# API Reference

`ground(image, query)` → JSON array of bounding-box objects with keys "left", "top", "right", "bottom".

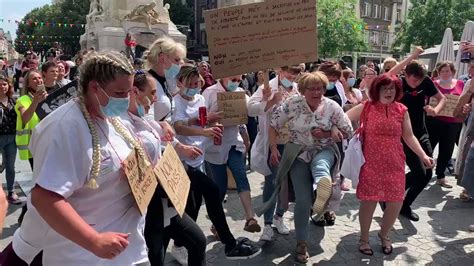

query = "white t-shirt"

[
  {"left": 201, "top": 82, "right": 247, "bottom": 165},
  {"left": 24, "top": 100, "right": 148, "bottom": 266},
  {"left": 152, "top": 78, "right": 178, "bottom": 122},
  {"left": 172, "top": 94, "right": 212, "bottom": 167}
]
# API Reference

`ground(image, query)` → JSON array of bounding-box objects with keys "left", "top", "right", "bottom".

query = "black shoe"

[
  {"left": 379, "top": 202, "right": 386, "bottom": 212},
  {"left": 400, "top": 208, "right": 419, "bottom": 221},
  {"left": 311, "top": 214, "right": 326, "bottom": 226},
  {"left": 324, "top": 212, "right": 336, "bottom": 226},
  {"left": 225, "top": 238, "right": 262, "bottom": 260}
]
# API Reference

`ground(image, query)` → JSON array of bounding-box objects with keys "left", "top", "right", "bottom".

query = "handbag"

[{"left": 340, "top": 102, "right": 370, "bottom": 188}]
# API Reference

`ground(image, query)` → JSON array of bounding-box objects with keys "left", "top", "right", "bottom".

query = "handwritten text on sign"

[
  {"left": 123, "top": 150, "right": 158, "bottom": 216},
  {"left": 429, "top": 94, "right": 459, "bottom": 118},
  {"left": 204, "top": 0, "right": 318, "bottom": 79},
  {"left": 154, "top": 144, "right": 190, "bottom": 217},
  {"left": 217, "top": 91, "right": 248, "bottom": 126}
]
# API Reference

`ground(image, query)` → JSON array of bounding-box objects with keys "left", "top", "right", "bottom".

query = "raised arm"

[{"left": 388, "top": 47, "right": 424, "bottom": 76}]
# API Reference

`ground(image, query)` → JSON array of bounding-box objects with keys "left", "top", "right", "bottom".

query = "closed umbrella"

[
  {"left": 436, "top": 28, "right": 455, "bottom": 65},
  {"left": 455, "top": 21, "right": 474, "bottom": 78}
]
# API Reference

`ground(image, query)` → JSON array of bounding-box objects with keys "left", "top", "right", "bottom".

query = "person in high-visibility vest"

[{"left": 14, "top": 70, "right": 47, "bottom": 169}]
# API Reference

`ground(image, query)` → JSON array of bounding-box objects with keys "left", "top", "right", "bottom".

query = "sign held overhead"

[{"left": 204, "top": 0, "right": 318, "bottom": 79}]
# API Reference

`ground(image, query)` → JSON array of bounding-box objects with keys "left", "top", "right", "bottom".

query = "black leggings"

[
  {"left": 426, "top": 118, "right": 462, "bottom": 179},
  {"left": 175, "top": 166, "right": 236, "bottom": 248},
  {"left": 402, "top": 134, "right": 433, "bottom": 210},
  {"left": 144, "top": 191, "right": 206, "bottom": 266}
]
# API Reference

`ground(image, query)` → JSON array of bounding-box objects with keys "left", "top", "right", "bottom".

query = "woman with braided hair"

[{"left": 3, "top": 51, "right": 151, "bottom": 266}]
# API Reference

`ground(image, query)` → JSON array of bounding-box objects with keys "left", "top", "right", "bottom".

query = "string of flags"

[
  {"left": 316, "top": 22, "right": 393, "bottom": 31},
  {"left": 0, "top": 19, "right": 85, "bottom": 28},
  {"left": 16, "top": 35, "right": 81, "bottom": 40}
]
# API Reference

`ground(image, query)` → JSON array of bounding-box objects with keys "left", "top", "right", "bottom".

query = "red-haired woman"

[
  {"left": 0, "top": 73, "right": 22, "bottom": 204},
  {"left": 347, "top": 74, "right": 434, "bottom": 256}
]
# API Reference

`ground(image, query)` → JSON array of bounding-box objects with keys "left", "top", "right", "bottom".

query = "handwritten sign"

[
  {"left": 154, "top": 144, "right": 190, "bottom": 217},
  {"left": 217, "top": 91, "right": 248, "bottom": 126},
  {"left": 429, "top": 94, "right": 460, "bottom": 118},
  {"left": 204, "top": 0, "right": 318, "bottom": 79},
  {"left": 35, "top": 80, "right": 79, "bottom": 120},
  {"left": 123, "top": 150, "right": 158, "bottom": 216}
]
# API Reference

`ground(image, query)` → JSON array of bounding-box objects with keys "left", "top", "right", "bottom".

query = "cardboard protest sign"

[
  {"left": 217, "top": 91, "right": 248, "bottom": 126},
  {"left": 429, "top": 94, "right": 459, "bottom": 118},
  {"left": 153, "top": 144, "right": 190, "bottom": 217},
  {"left": 204, "top": 0, "right": 318, "bottom": 79},
  {"left": 123, "top": 150, "right": 158, "bottom": 216},
  {"left": 36, "top": 80, "right": 79, "bottom": 120}
]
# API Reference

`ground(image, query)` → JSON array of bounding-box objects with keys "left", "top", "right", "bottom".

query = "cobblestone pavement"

[{"left": 1, "top": 156, "right": 473, "bottom": 265}]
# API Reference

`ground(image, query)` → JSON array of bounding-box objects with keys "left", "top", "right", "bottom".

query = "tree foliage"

[
  {"left": 164, "top": 0, "right": 194, "bottom": 27},
  {"left": 14, "top": 0, "right": 89, "bottom": 56},
  {"left": 394, "top": 0, "right": 474, "bottom": 53},
  {"left": 317, "top": 0, "right": 368, "bottom": 58}
]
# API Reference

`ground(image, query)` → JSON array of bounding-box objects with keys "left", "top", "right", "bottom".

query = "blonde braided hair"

[{"left": 78, "top": 51, "right": 134, "bottom": 188}]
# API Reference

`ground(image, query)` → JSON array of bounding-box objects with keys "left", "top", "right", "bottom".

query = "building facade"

[
  {"left": 350, "top": 0, "right": 409, "bottom": 69},
  {"left": 0, "top": 29, "right": 15, "bottom": 61}
]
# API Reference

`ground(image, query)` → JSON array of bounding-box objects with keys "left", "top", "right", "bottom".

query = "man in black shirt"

[{"left": 388, "top": 48, "right": 446, "bottom": 221}]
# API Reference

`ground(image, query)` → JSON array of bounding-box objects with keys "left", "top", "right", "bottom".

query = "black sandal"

[
  {"left": 378, "top": 233, "right": 393, "bottom": 255},
  {"left": 358, "top": 240, "right": 373, "bottom": 256}
]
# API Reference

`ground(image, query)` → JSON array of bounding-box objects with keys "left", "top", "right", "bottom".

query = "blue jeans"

[
  {"left": 289, "top": 159, "right": 313, "bottom": 241},
  {"left": 207, "top": 146, "right": 251, "bottom": 202},
  {"left": 263, "top": 145, "right": 286, "bottom": 224},
  {"left": 310, "top": 148, "right": 335, "bottom": 184},
  {"left": 0, "top": 135, "right": 17, "bottom": 193}
]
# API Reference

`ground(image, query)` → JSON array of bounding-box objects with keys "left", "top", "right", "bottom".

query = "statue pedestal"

[{"left": 81, "top": 4, "right": 186, "bottom": 55}]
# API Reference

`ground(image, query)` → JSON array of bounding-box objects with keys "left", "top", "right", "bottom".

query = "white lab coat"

[{"left": 247, "top": 77, "right": 297, "bottom": 176}]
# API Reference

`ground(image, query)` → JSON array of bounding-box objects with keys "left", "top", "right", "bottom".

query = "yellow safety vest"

[{"left": 15, "top": 95, "right": 40, "bottom": 160}]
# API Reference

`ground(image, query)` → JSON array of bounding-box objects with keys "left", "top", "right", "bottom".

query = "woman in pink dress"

[{"left": 347, "top": 74, "right": 434, "bottom": 256}]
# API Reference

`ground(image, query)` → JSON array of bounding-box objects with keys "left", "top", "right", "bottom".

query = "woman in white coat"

[
  {"left": 145, "top": 37, "right": 186, "bottom": 122},
  {"left": 247, "top": 65, "right": 300, "bottom": 241}
]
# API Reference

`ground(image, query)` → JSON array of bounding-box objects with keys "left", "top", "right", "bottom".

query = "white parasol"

[
  {"left": 455, "top": 21, "right": 474, "bottom": 78},
  {"left": 436, "top": 28, "right": 455, "bottom": 65}
]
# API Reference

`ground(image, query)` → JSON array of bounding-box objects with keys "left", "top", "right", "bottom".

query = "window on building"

[
  {"left": 364, "top": 30, "right": 370, "bottom": 43},
  {"left": 201, "top": 31, "right": 207, "bottom": 46},
  {"left": 373, "top": 4, "right": 379, "bottom": 18},
  {"left": 396, "top": 9, "right": 401, "bottom": 23},
  {"left": 370, "top": 31, "right": 380, "bottom": 45},
  {"left": 383, "top": 7, "right": 390, "bottom": 20},
  {"left": 381, "top": 32, "right": 389, "bottom": 46},
  {"left": 363, "top": 2, "right": 371, "bottom": 17}
]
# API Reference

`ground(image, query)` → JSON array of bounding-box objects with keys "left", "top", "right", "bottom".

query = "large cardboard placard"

[
  {"left": 429, "top": 94, "right": 459, "bottom": 118},
  {"left": 123, "top": 150, "right": 158, "bottom": 216},
  {"left": 36, "top": 80, "right": 79, "bottom": 120},
  {"left": 217, "top": 91, "right": 248, "bottom": 126},
  {"left": 153, "top": 144, "right": 190, "bottom": 217},
  {"left": 204, "top": 0, "right": 318, "bottom": 79}
]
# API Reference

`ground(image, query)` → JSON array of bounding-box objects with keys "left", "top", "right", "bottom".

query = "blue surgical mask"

[
  {"left": 439, "top": 78, "right": 451, "bottom": 84},
  {"left": 327, "top": 82, "right": 336, "bottom": 90},
  {"left": 97, "top": 89, "right": 130, "bottom": 117},
  {"left": 164, "top": 63, "right": 181, "bottom": 79},
  {"left": 226, "top": 80, "right": 239, "bottom": 91},
  {"left": 348, "top": 78, "right": 356, "bottom": 88},
  {"left": 184, "top": 87, "right": 200, "bottom": 97},
  {"left": 281, "top": 77, "right": 293, "bottom": 88},
  {"left": 137, "top": 104, "right": 146, "bottom": 117}
]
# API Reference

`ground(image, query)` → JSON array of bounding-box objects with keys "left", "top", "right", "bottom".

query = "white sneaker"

[
  {"left": 260, "top": 225, "right": 274, "bottom": 241},
  {"left": 171, "top": 245, "right": 188, "bottom": 265},
  {"left": 273, "top": 217, "right": 290, "bottom": 235}
]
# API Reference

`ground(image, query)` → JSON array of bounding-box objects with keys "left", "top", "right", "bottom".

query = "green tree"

[
  {"left": 394, "top": 0, "right": 474, "bottom": 53},
  {"left": 15, "top": 0, "right": 89, "bottom": 56},
  {"left": 164, "top": 0, "right": 194, "bottom": 27},
  {"left": 317, "top": 0, "right": 368, "bottom": 58}
]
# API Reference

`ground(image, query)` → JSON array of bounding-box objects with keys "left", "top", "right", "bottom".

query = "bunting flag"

[{"left": 0, "top": 18, "right": 86, "bottom": 28}]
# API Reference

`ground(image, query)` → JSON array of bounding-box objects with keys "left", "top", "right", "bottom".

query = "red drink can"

[
  {"left": 214, "top": 124, "right": 223, "bottom": 145},
  {"left": 199, "top": 106, "right": 207, "bottom": 128}
]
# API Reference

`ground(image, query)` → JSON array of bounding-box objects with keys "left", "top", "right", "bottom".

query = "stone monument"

[{"left": 80, "top": 0, "right": 186, "bottom": 56}]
